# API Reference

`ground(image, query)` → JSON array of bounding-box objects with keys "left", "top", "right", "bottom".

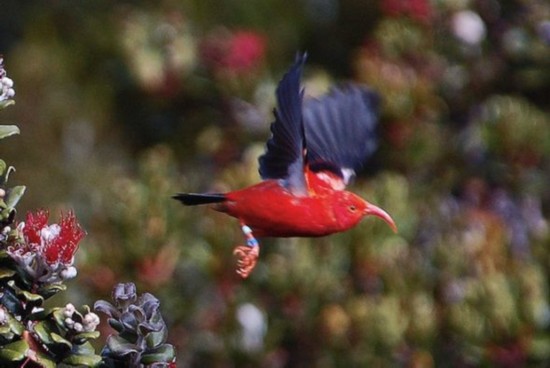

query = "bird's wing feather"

[
  {"left": 258, "top": 54, "right": 308, "bottom": 196},
  {"left": 303, "top": 85, "right": 379, "bottom": 187}
]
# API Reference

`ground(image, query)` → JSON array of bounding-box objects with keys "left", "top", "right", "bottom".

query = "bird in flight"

[{"left": 174, "top": 54, "right": 396, "bottom": 278}]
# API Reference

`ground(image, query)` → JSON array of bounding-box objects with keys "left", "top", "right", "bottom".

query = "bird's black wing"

[
  {"left": 258, "top": 54, "right": 308, "bottom": 196},
  {"left": 303, "top": 85, "right": 380, "bottom": 185}
]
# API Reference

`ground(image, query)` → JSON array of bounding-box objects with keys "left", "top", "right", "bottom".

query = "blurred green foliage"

[{"left": 1, "top": 0, "right": 550, "bottom": 366}]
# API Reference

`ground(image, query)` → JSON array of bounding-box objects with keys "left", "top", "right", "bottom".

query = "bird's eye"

[{"left": 349, "top": 205, "right": 357, "bottom": 212}]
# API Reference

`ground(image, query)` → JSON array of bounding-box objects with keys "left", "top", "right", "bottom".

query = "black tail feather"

[{"left": 172, "top": 193, "right": 226, "bottom": 206}]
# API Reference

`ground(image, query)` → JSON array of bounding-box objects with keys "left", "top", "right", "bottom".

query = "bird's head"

[{"left": 332, "top": 191, "right": 397, "bottom": 233}]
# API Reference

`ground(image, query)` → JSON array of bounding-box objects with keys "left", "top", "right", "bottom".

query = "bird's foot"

[
  {"left": 233, "top": 224, "right": 260, "bottom": 278},
  {"left": 233, "top": 245, "right": 259, "bottom": 278}
]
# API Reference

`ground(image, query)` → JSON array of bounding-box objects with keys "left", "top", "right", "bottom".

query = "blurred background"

[{"left": 1, "top": 0, "right": 550, "bottom": 366}]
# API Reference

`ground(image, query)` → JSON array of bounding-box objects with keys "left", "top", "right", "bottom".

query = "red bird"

[{"left": 174, "top": 54, "right": 396, "bottom": 277}]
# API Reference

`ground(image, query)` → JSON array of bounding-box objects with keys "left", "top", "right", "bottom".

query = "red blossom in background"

[
  {"left": 136, "top": 244, "right": 180, "bottom": 288},
  {"left": 223, "top": 31, "right": 266, "bottom": 72},
  {"left": 380, "top": 0, "right": 433, "bottom": 23},
  {"left": 200, "top": 29, "right": 266, "bottom": 75}
]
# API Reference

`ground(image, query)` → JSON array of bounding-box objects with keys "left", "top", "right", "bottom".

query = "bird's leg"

[{"left": 233, "top": 223, "right": 260, "bottom": 278}]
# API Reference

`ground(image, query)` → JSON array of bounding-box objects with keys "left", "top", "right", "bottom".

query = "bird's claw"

[
  {"left": 234, "top": 223, "right": 260, "bottom": 278},
  {"left": 233, "top": 245, "right": 259, "bottom": 278}
]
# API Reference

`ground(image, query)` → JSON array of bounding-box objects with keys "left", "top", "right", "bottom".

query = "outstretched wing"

[
  {"left": 258, "top": 54, "right": 308, "bottom": 196},
  {"left": 303, "top": 85, "right": 379, "bottom": 186}
]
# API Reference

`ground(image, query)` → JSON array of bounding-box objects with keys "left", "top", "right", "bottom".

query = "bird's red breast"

[
  {"left": 217, "top": 170, "right": 372, "bottom": 237},
  {"left": 219, "top": 184, "right": 336, "bottom": 237}
]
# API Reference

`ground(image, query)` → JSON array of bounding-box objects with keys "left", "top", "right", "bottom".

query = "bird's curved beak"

[{"left": 364, "top": 203, "right": 397, "bottom": 233}]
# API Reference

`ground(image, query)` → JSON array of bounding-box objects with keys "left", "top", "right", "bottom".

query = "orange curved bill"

[{"left": 365, "top": 203, "right": 398, "bottom": 233}]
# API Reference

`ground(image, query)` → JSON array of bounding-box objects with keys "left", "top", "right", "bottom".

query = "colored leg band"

[{"left": 241, "top": 224, "right": 258, "bottom": 248}]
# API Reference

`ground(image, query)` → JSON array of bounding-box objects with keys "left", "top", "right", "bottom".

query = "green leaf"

[
  {"left": 32, "top": 353, "right": 57, "bottom": 368},
  {"left": 38, "top": 283, "right": 67, "bottom": 299},
  {"left": 19, "top": 290, "right": 44, "bottom": 306},
  {"left": 61, "top": 343, "right": 102, "bottom": 367},
  {"left": 0, "top": 125, "right": 19, "bottom": 140},
  {"left": 51, "top": 332, "right": 72, "bottom": 349},
  {"left": 73, "top": 330, "right": 101, "bottom": 345},
  {"left": 0, "top": 339, "right": 29, "bottom": 362},
  {"left": 28, "top": 307, "right": 52, "bottom": 321},
  {"left": 144, "top": 310, "right": 167, "bottom": 348},
  {"left": 52, "top": 308, "right": 66, "bottom": 327},
  {"left": 60, "top": 353, "right": 102, "bottom": 367},
  {"left": 107, "top": 319, "right": 124, "bottom": 333},
  {"left": 0, "top": 268, "right": 16, "bottom": 279},
  {"left": 72, "top": 341, "right": 97, "bottom": 356},
  {"left": 4, "top": 186, "right": 26, "bottom": 210},
  {"left": 145, "top": 329, "right": 168, "bottom": 349},
  {"left": 0, "top": 160, "right": 5, "bottom": 179},
  {"left": 0, "top": 323, "right": 11, "bottom": 335},
  {"left": 140, "top": 344, "right": 176, "bottom": 364},
  {"left": 0, "top": 325, "right": 15, "bottom": 343},
  {"left": 106, "top": 335, "right": 138, "bottom": 356},
  {"left": 32, "top": 321, "right": 55, "bottom": 345},
  {"left": 0, "top": 100, "right": 15, "bottom": 110},
  {"left": 0, "top": 208, "right": 14, "bottom": 223},
  {"left": 7, "top": 313, "right": 24, "bottom": 336}
]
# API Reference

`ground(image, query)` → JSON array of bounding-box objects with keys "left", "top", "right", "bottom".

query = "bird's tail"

[{"left": 172, "top": 193, "right": 227, "bottom": 206}]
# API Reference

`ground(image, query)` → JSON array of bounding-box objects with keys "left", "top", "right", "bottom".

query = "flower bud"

[{"left": 0, "top": 307, "right": 7, "bottom": 325}]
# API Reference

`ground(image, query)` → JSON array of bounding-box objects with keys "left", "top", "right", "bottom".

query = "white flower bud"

[
  {"left": 65, "top": 317, "right": 75, "bottom": 327},
  {"left": 83, "top": 312, "right": 100, "bottom": 332},
  {"left": 1, "top": 77, "right": 13, "bottom": 88},
  {"left": 2, "top": 77, "right": 13, "bottom": 88},
  {"left": 64, "top": 303, "right": 76, "bottom": 317},
  {"left": 0, "top": 308, "right": 7, "bottom": 325},
  {"left": 0, "top": 75, "right": 15, "bottom": 101},
  {"left": 83, "top": 312, "right": 98, "bottom": 324},
  {"left": 73, "top": 322, "right": 83, "bottom": 332},
  {"left": 61, "top": 266, "right": 78, "bottom": 280}
]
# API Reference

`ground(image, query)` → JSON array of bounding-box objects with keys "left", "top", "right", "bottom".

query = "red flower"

[
  {"left": 43, "top": 211, "right": 85, "bottom": 265},
  {"left": 23, "top": 209, "right": 49, "bottom": 245},
  {"left": 8, "top": 210, "right": 85, "bottom": 283},
  {"left": 22, "top": 210, "right": 85, "bottom": 266}
]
